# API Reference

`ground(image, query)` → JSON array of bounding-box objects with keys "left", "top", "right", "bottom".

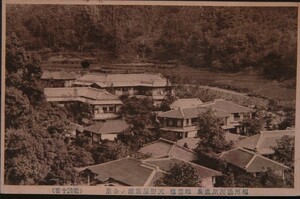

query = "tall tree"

[
  {"left": 5, "top": 87, "right": 31, "bottom": 129},
  {"left": 154, "top": 163, "right": 200, "bottom": 187},
  {"left": 196, "top": 108, "right": 232, "bottom": 154}
]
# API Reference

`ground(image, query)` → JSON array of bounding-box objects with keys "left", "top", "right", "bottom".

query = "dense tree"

[
  {"left": 6, "top": 5, "right": 297, "bottom": 80},
  {"left": 118, "top": 97, "right": 160, "bottom": 149},
  {"left": 90, "top": 141, "right": 131, "bottom": 164},
  {"left": 81, "top": 59, "right": 91, "bottom": 69},
  {"left": 196, "top": 108, "right": 232, "bottom": 153},
  {"left": 5, "top": 35, "right": 79, "bottom": 185},
  {"left": 242, "top": 117, "right": 264, "bottom": 136},
  {"left": 64, "top": 101, "right": 93, "bottom": 125},
  {"left": 5, "top": 33, "right": 27, "bottom": 74},
  {"left": 5, "top": 87, "right": 31, "bottom": 129},
  {"left": 278, "top": 110, "right": 295, "bottom": 130},
  {"left": 272, "top": 135, "right": 294, "bottom": 168},
  {"left": 154, "top": 163, "right": 200, "bottom": 187}
]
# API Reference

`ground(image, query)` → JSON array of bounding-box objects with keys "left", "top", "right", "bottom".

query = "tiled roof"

[
  {"left": 85, "top": 157, "right": 154, "bottom": 186},
  {"left": 158, "top": 99, "right": 251, "bottom": 119},
  {"left": 157, "top": 109, "right": 184, "bottom": 119},
  {"left": 224, "top": 132, "right": 247, "bottom": 143},
  {"left": 138, "top": 138, "right": 197, "bottom": 161},
  {"left": 83, "top": 119, "right": 130, "bottom": 134},
  {"left": 176, "top": 137, "right": 200, "bottom": 150},
  {"left": 138, "top": 138, "right": 175, "bottom": 158},
  {"left": 41, "top": 71, "right": 79, "bottom": 80},
  {"left": 44, "top": 87, "right": 122, "bottom": 105},
  {"left": 220, "top": 148, "right": 254, "bottom": 169},
  {"left": 201, "top": 99, "right": 252, "bottom": 114},
  {"left": 170, "top": 98, "right": 203, "bottom": 109},
  {"left": 75, "top": 73, "right": 107, "bottom": 84},
  {"left": 144, "top": 157, "right": 221, "bottom": 178},
  {"left": 157, "top": 107, "right": 207, "bottom": 119},
  {"left": 82, "top": 156, "right": 220, "bottom": 186},
  {"left": 157, "top": 106, "right": 229, "bottom": 119},
  {"left": 219, "top": 148, "right": 289, "bottom": 173},
  {"left": 234, "top": 129, "right": 295, "bottom": 155},
  {"left": 74, "top": 73, "right": 168, "bottom": 88}
]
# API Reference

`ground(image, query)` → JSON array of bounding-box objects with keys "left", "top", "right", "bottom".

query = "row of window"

[{"left": 94, "top": 106, "right": 115, "bottom": 114}]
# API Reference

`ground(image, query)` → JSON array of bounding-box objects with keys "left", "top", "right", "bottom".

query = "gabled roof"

[
  {"left": 234, "top": 129, "right": 295, "bottom": 155},
  {"left": 74, "top": 73, "right": 168, "bottom": 88},
  {"left": 144, "top": 157, "right": 221, "bottom": 178},
  {"left": 138, "top": 138, "right": 197, "bottom": 161},
  {"left": 157, "top": 107, "right": 207, "bottom": 119},
  {"left": 170, "top": 98, "right": 203, "bottom": 109},
  {"left": 44, "top": 87, "right": 123, "bottom": 105},
  {"left": 201, "top": 99, "right": 252, "bottom": 114},
  {"left": 83, "top": 120, "right": 130, "bottom": 135},
  {"left": 219, "top": 148, "right": 289, "bottom": 173},
  {"left": 41, "top": 70, "right": 79, "bottom": 80},
  {"left": 157, "top": 99, "right": 251, "bottom": 119},
  {"left": 84, "top": 157, "right": 155, "bottom": 186},
  {"left": 176, "top": 137, "right": 200, "bottom": 150},
  {"left": 157, "top": 106, "right": 229, "bottom": 119},
  {"left": 81, "top": 156, "right": 221, "bottom": 187}
]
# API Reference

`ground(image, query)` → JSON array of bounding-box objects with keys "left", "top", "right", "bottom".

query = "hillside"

[{"left": 6, "top": 5, "right": 298, "bottom": 80}]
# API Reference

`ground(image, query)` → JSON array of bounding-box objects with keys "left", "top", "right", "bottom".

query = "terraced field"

[{"left": 41, "top": 59, "right": 296, "bottom": 103}]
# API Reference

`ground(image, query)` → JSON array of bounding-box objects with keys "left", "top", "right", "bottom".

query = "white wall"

[
  {"left": 187, "top": 131, "right": 197, "bottom": 138},
  {"left": 101, "top": 133, "right": 117, "bottom": 141},
  {"left": 200, "top": 177, "right": 215, "bottom": 188}
]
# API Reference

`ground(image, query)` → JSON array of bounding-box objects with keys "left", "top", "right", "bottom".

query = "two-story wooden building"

[
  {"left": 44, "top": 87, "right": 123, "bottom": 120},
  {"left": 157, "top": 99, "right": 253, "bottom": 139},
  {"left": 72, "top": 73, "right": 171, "bottom": 105}
]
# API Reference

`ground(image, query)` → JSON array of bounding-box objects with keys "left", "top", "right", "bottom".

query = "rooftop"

[
  {"left": 144, "top": 157, "right": 221, "bottom": 178},
  {"left": 81, "top": 156, "right": 221, "bottom": 186},
  {"left": 176, "top": 137, "right": 200, "bottom": 150},
  {"left": 138, "top": 138, "right": 197, "bottom": 162},
  {"left": 83, "top": 120, "right": 130, "bottom": 135},
  {"left": 74, "top": 73, "right": 169, "bottom": 88},
  {"left": 234, "top": 129, "right": 295, "bottom": 155},
  {"left": 170, "top": 98, "right": 203, "bottom": 109},
  {"left": 44, "top": 87, "right": 123, "bottom": 105},
  {"left": 84, "top": 157, "right": 154, "bottom": 186},
  {"left": 201, "top": 99, "right": 253, "bottom": 114},
  {"left": 219, "top": 148, "right": 289, "bottom": 173},
  {"left": 157, "top": 99, "right": 252, "bottom": 119}
]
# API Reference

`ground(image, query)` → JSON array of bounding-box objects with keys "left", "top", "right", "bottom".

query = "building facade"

[
  {"left": 44, "top": 87, "right": 123, "bottom": 120},
  {"left": 157, "top": 99, "right": 253, "bottom": 139},
  {"left": 72, "top": 73, "right": 171, "bottom": 104}
]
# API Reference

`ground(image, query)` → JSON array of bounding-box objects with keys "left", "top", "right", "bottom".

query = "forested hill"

[{"left": 7, "top": 5, "right": 298, "bottom": 79}]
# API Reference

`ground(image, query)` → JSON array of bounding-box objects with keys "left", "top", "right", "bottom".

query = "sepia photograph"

[{"left": 1, "top": 0, "right": 299, "bottom": 196}]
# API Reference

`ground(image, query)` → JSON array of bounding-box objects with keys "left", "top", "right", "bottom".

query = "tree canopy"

[
  {"left": 154, "top": 163, "right": 200, "bottom": 187},
  {"left": 4, "top": 34, "right": 81, "bottom": 185},
  {"left": 196, "top": 108, "right": 232, "bottom": 154},
  {"left": 118, "top": 97, "right": 159, "bottom": 149},
  {"left": 7, "top": 5, "right": 297, "bottom": 80}
]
